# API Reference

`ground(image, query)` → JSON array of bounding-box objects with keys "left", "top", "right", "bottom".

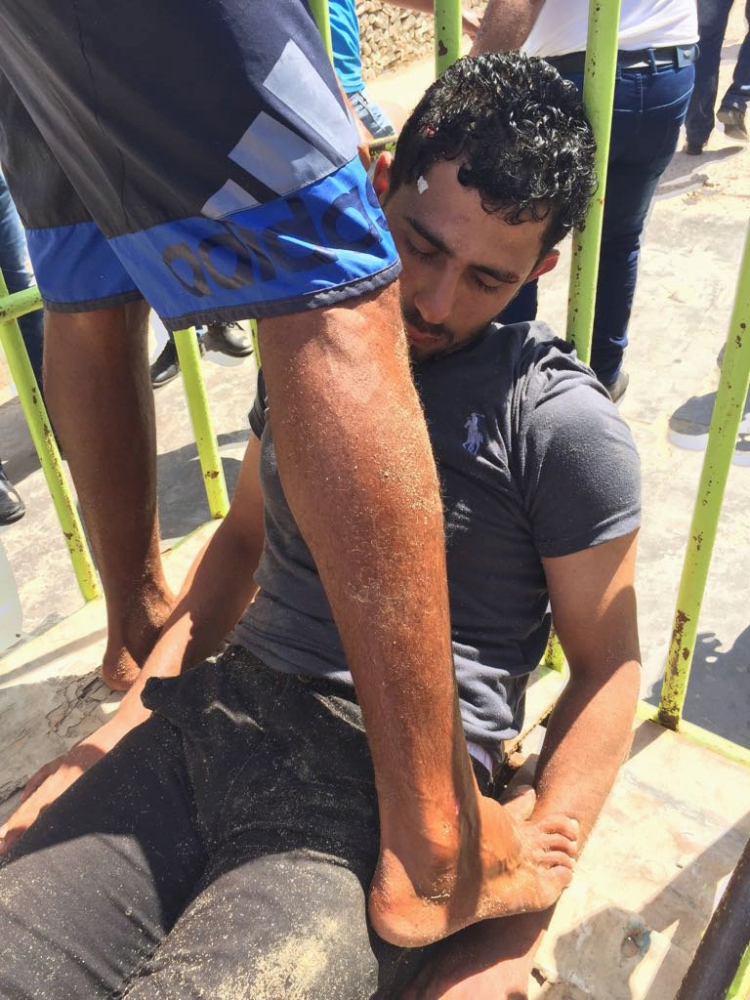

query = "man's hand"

[
  {"left": 402, "top": 946, "right": 531, "bottom": 1000},
  {"left": 0, "top": 718, "right": 124, "bottom": 854},
  {"left": 401, "top": 903, "right": 551, "bottom": 1000}
]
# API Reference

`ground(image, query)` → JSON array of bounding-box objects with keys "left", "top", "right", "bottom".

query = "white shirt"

[{"left": 523, "top": 0, "right": 698, "bottom": 57}]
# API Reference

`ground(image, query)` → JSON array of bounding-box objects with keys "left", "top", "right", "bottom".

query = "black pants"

[{"left": 0, "top": 649, "right": 432, "bottom": 999}]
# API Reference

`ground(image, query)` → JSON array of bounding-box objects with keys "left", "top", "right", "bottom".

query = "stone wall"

[{"left": 357, "top": 1, "right": 485, "bottom": 81}]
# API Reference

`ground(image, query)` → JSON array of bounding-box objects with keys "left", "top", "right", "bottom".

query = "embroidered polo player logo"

[{"left": 463, "top": 413, "right": 485, "bottom": 456}]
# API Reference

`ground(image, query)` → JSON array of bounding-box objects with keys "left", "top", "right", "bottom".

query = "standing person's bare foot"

[
  {"left": 369, "top": 789, "right": 578, "bottom": 948},
  {"left": 100, "top": 584, "right": 175, "bottom": 690}
]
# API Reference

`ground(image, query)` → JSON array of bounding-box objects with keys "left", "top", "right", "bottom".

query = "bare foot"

[
  {"left": 101, "top": 585, "right": 175, "bottom": 690},
  {"left": 369, "top": 789, "right": 578, "bottom": 948}
]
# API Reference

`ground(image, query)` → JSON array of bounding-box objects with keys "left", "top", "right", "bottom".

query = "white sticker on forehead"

[{"left": 417, "top": 175, "right": 429, "bottom": 194}]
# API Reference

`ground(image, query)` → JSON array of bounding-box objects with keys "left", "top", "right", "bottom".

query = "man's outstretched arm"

[
  {"left": 471, "top": 0, "right": 546, "bottom": 54},
  {"left": 0, "top": 434, "right": 266, "bottom": 852},
  {"left": 260, "top": 288, "right": 576, "bottom": 948},
  {"left": 402, "top": 530, "right": 641, "bottom": 997}
]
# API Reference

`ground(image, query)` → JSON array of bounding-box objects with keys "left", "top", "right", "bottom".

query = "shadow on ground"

[
  {"left": 656, "top": 145, "right": 746, "bottom": 201},
  {"left": 645, "top": 625, "right": 750, "bottom": 749}
]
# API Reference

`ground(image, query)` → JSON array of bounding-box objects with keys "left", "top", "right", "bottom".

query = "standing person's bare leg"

[
  {"left": 259, "top": 284, "right": 576, "bottom": 948},
  {"left": 44, "top": 302, "right": 175, "bottom": 690}
]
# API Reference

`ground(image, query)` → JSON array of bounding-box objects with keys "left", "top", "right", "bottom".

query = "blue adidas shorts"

[{"left": 0, "top": 0, "right": 400, "bottom": 330}]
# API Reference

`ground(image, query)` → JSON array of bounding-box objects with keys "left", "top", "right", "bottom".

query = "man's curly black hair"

[{"left": 388, "top": 52, "right": 597, "bottom": 254}]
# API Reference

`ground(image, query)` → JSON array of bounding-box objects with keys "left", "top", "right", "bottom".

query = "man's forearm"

[
  {"left": 405, "top": 661, "right": 641, "bottom": 996},
  {"left": 471, "top": 0, "right": 546, "bottom": 54},
  {"left": 115, "top": 516, "right": 262, "bottom": 728},
  {"left": 531, "top": 660, "right": 640, "bottom": 839}
]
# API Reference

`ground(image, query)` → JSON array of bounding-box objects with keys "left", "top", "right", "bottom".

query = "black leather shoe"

[
  {"left": 205, "top": 321, "right": 253, "bottom": 357},
  {"left": 604, "top": 370, "right": 629, "bottom": 404},
  {"left": 151, "top": 339, "right": 180, "bottom": 388},
  {"left": 683, "top": 140, "right": 704, "bottom": 155},
  {"left": 717, "top": 106, "right": 748, "bottom": 142},
  {"left": 0, "top": 463, "right": 25, "bottom": 525}
]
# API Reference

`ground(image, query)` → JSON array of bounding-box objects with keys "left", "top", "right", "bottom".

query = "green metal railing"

[
  {"left": 309, "top": 0, "right": 333, "bottom": 61},
  {"left": 434, "top": 0, "right": 462, "bottom": 75},
  {"left": 658, "top": 225, "right": 750, "bottom": 733},
  {"left": 0, "top": 282, "right": 232, "bottom": 597},
  {"left": 565, "top": 0, "right": 622, "bottom": 364},
  {"left": 1, "top": 3, "right": 749, "bottom": 988},
  {"left": 172, "top": 329, "right": 229, "bottom": 519},
  {"left": 0, "top": 279, "right": 100, "bottom": 601}
]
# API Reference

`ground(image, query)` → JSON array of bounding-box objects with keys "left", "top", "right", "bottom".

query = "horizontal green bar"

[
  {"left": 637, "top": 702, "right": 750, "bottom": 768},
  {"left": 0, "top": 286, "right": 43, "bottom": 325}
]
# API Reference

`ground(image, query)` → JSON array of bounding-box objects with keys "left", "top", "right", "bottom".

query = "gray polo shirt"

[{"left": 231, "top": 321, "right": 641, "bottom": 762}]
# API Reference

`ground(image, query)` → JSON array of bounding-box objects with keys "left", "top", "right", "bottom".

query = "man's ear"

[
  {"left": 526, "top": 249, "right": 560, "bottom": 282},
  {"left": 372, "top": 152, "right": 393, "bottom": 204}
]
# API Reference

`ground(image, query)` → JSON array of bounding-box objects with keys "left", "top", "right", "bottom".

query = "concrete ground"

[{"left": 0, "top": 11, "right": 748, "bottom": 999}]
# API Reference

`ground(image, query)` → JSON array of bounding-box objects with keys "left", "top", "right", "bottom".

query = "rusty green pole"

[
  {"left": 0, "top": 278, "right": 100, "bottom": 601},
  {"left": 172, "top": 328, "right": 230, "bottom": 519},
  {"left": 538, "top": 0, "right": 623, "bottom": 673},
  {"left": 658, "top": 222, "right": 750, "bottom": 730},
  {"left": 566, "top": 0, "right": 622, "bottom": 364},
  {"left": 309, "top": 0, "right": 333, "bottom": 62},
  {"left": 434, "top": 0, "right": 462, "bottom": 76},
  {"left": 727, "top": 945, "right": 750, "bottom": 1000},
  {"left": 250, "top": 319, "right": 260, "bottom": 368}
]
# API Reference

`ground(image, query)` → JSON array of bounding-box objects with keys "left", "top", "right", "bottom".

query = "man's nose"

[{"left": 414, "top": 272, "right": 457, "bottom": 325}]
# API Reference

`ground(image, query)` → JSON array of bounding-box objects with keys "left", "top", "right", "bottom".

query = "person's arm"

[
  {"left": 111, "top": 430, "right": 266, "bottom": 728},
  {"left": 401, "top": 529, "right": 641, "bottom": 998},
  {"left": 0, "top": 433, "right": 266, "bottom": 853},
  {"left": 383, "top": 0, "right": 481, "bottom": 40},
  {"left": 470, "top": 0, "right": 547, "bottom": 54}
]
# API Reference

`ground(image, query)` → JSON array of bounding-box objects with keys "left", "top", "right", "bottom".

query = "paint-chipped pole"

[
  {"left": 173, "top": 329, "right": 230, "bottom": 518},
  {"left": 0, "top": 276, "right": 100, "bottom": 601},
  {"left": 434, "top": 0, "right": 463, "bottom": 76},
  {"left": 566, "top": 0, "right": 622, "bottom": 364},
  {"left": 309, "top": 0, "right": 334, "bottom": 61},
  {"left": 540, "top": 0, "right": 622, "bottom": 671},
  {"left": 659, "top": 222, "right": 750, "bottom": 730}
]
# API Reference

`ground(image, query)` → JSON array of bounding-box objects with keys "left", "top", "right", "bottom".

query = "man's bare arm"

[
  {"left": 471, "top": 0, "right": 547, "bottom": 54},
  {"left": 402, "top": 530, "right": 641, "bottom": 998},
  {"left": 0, "top": 434, "right": 266, "bottom": 852}
]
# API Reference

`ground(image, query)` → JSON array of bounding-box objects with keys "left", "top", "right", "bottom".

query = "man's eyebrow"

[{"left": 406, "top": 216, "right": 520, "bottom": 284}]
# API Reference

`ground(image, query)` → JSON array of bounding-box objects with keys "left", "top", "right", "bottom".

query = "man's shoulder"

[{"left": 476, "top": 319, "right": 605, "bottom": 405}]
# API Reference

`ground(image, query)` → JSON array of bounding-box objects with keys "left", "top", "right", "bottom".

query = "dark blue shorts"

[{"left": 0, "top": 0, "right": 400, "bottom": 329}]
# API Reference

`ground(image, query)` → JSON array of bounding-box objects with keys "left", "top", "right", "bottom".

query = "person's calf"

[
  {"left": 43, "top": 303, "right": 172, "bottom": 689},
  {"left": 101, "top": 578, "right": 176, "bottom": 690}
]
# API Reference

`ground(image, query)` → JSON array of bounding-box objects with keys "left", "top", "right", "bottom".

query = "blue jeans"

[
  {"left": 500, "top": 60, "right": 694, "bottom": 386},
  {"left": 348, "top": 87, "right": 396, "bottom": 139},
  {"left": 0, "top": 172, "right": 44, "bottom": 388},
  {"left": 686, "top": 0, "right": 750, "bottom": 146}
]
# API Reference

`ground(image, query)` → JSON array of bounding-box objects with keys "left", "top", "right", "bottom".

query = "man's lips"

[{"left": 405, "top": 322, "right": 444, "bottom": 346}]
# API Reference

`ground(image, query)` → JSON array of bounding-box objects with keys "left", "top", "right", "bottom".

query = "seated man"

[{"left": 0, "top": 53, "right": 641, "bottom": 999}]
